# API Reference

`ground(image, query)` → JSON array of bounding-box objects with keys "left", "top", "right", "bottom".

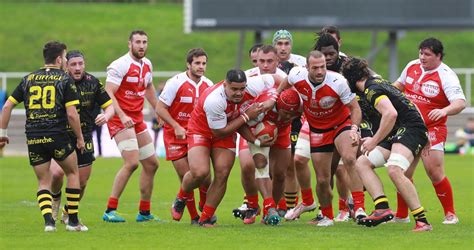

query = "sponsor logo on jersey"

[
  {"left": 180, "top": 96, "right": 193, "bottom": 103},
  {"left": 319, "top": 96, "right": 337, "bottom": 109},
  {"left": 421, "top": 80, "right": 440, "bottom": 97},
  {"left": 125, "top": 90, "right": 145, "bottom": 97},
  {"left": 406, "top": 76, "right": 414, "bottom": 84}
]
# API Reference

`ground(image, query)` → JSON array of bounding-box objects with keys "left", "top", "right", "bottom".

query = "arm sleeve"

[
  {"left": 396, "top": 60, "right": 416, "bottom": 84},
  {"left": 338, "top": 78, "right": 356, "bottom": 104},
  {"left": 106, "top": 62, "right": 124, "bottom": 86},
  {"left": 365, "top": 85, "right": 388, "bottom": 108},
  {"left": 64, "top": 78, "right": 80, "bottom": 107},
  {"left": 95, "top": 79, "right": 112, "bottom": 109},
  {"left": 287, "top": 67, "right": 303, "bottom": 86},
  {"left": 204, "top": 97, "right": 227, "bottom": 130},
  {"left": 159, "top": 78, "right": 179, "bottom": 106},
  {"left": 8, "top": 78, "right": 25, "bottom": 104},
  {"left": 441, "top": 71, "right": 466, "bottom": 103}
]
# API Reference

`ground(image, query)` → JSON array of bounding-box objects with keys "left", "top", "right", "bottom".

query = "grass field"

[{"left": 0, "top": 155, "right": 473, "bottom": 249}]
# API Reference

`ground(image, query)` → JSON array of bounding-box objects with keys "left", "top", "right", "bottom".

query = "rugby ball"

[{"left": 254, "top": 120, "right": 278, "bottom": 141}]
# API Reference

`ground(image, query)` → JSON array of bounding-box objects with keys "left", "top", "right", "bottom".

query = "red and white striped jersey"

[
  {"left": 288, "top": 66, "right": 354, "bottom": 130},
  {"left": 106, "top": 53, "right": 153, "bottom": 117},
  {"left": 397, "top": 59, "right": 466, "bottom": 127},
  {"left": 159, "top": 72, "right": 213, "bottom": 131}
]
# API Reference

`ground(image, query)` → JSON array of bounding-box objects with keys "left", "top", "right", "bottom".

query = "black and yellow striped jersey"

[
  {"left": 68, "top": 72, "right": 112, "bottom": 136},
  {"left": 9, "top": 66, "right": 79, "bottom": 136}
]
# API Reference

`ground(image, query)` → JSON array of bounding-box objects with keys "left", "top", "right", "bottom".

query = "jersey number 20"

[{"left": 29, "top": 86, "right": 55, "bottom": 109}]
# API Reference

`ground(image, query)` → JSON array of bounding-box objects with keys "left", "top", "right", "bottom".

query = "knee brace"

[
  {"left": 117, "top": 138, "right": 139, "bottom": 152},
  {"left": 387, "top": 153, "right": 410, "bottom": 171},
  {"left": 139, "top": 143, "right": 155, "bottom": 160},
  {"left": 367, "top": 148, "right": 387, "bottom": 168}
]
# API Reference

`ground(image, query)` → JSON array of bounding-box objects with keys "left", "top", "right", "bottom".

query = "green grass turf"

[
  {"left": 1, "top": 3, "right": 474, "bottom": 105},
  {"left": 0, "top": 155, "right": 473, "bottom": 249}
]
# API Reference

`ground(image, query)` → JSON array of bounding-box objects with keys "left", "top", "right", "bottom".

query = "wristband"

[
  {"left": 0, "top": 128, "right": 7, "bottom": 137},
  {"left": 254, "top": 139, "right": 261, "bottom": 147},
  {"left": 241, "top": 113, "right": 249, "bottom": 123}
]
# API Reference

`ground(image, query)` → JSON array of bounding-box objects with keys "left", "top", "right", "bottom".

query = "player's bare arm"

[
  {"left": 392, "top": 81, "right": 404, "bottom": 91},
  {"left": 362, "top": 97, "right": 397, "bottom": 153},
  {"left": 66, "top": 105, "right": 85, "bottom": 152},
  {"left": 145, "top": 82, "right": 163, "bottom": 127},
  {"left": 155, "top": 101, "right": 185, "bottom": 139},
  {"left": 0, "top": 100, "right": 15, "bottom": 147},
  {"left": 211, "top": 103, "right": 263, "bottom": 138},
  {"left": 95, "top": 104, "right": 115, "bottom": 126},
  {"left": 428, "top": 99, "right": 466, "bottom": 122}
]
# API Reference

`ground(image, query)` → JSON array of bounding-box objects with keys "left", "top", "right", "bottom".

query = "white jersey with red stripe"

[
  {"left": 159, "top": 72, "right": 213, "bottom": 131},
  {"left": 245, "top": 67, "right": 287, "bottom": 78},
  {"left": 106, "top": 53, "right": 153, "bottom": 119},
  {"left": 288, "top": 66, "right": 354, "bottom": 130},
  {"left": 188, "top": 75, "right": 275, "bottom": 138},
  {"left": 397, "top": 59, "right": 465, "bottom": 128}
]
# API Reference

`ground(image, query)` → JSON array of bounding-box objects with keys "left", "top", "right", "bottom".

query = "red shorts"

[
  {"left": 187, "top": 132, "right": 236, "bottom": 151},
  {"left": 239, "top": 125, "right": 291, "bottom": 151},
  {"left": 309, "top": 119, "right": 352, "bottom": 152},
  {"left": 163, "top": 128, "right": 188, "bottom": 161},
  {"left": 107, "top": 115, "right": 148, "bottom": 138},
  {"left": 428, "top": 125, "right": 447, "bottom": 150}
]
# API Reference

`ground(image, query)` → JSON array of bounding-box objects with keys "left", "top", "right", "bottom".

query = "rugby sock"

[
  {"left": 247, "top": 194, "right": 259, "bottom": 209},
  {"left": 139, "top": 200, "right": 151, "bottom": 216},
  {"left": 338, "top": 198, "right": 348, "bottom": 211},
  {"left": 186, "top": 192, "right": 199, "bottom": 219},
  {"left": 199, "top": 205, "right": 216, "bottom": 223},
  {"left": 177, "top": 187, "right": 193, "bottom": 200},
  {"left": 198, "top": 186, "right": 208, "bottom": 211},
  {"left": 374, "top": 195, "right": 389, "bottom": 210},
  {"left": 411, "top": 206, "right": 429, "bottom": 224},
  {"left": 396, "top": 192, "right": 409, "bottom": 218},
  {"left": 285, "top": 192, "right": 298, "bottom": 209},
  {"left": 37, "top": 189, "right": 54, "bottom": 224},
  {"left": 321, "top": 204, "right": 334, "bottom": 219},
  {"left": 106, "top": 197, "right": 119, "bottom": 213},
  {"left": 277, "top": 198, "right": 287, "bottom": 211},
  {"left": 63, "top": 204, "right": 68, "bottom": 213},
  {"left": 263, "top": 197, "right": 276, "bottom": 216},
  {"left": 352, "top": 191, "right": 365, "bottom": 211},
  {"left": 65, "top": 188, "right": 80, "bottom": 225},
  {"left": 301, "top": 188, "right": 314, "bottom": 206},
  {"left": 433, "top": 177, "right": 455, "bottom": 215},
  {"left": 396, "top": 178, "right": 414, "bottom": 218}
]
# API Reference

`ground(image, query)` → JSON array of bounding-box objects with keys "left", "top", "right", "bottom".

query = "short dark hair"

[
  {"left": 314, "top": 33, "right": 339, "bottom": 52},
  {"left": 341, "top": 57, "right": 371, "bottom": 85},
  {"left": 248, "top": 43, "right": 263, "bottom": 56},
  {"left": 129, "top": 30, "right": 148, "bottom": 41},
  {"left": 419, "top": 37, "right": 444, "bottom": 60},
  {"left": 186, "top": 48, "right": 208, "bottom": 64},
  {"left": 43, "top": 41, "right": 67, "bottom": 64},
  {"left": 226, "top": 69, "right": 246, "bottom": 83},
  {"left": 319, "top": 25, "right": 341, "bottom": 40},
  {"left": 306, "top": 50, "right": 324, "bottom": 65},
  {"left": 258, "top": 45, "right": 277, "bottom": 55},
  {"left": 66, "top": 50, "right": 84, "bottom": 61}
]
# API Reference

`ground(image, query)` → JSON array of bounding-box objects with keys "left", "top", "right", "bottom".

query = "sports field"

[{"left": 0, "top": 155, "right": 472, "bottom": 249}]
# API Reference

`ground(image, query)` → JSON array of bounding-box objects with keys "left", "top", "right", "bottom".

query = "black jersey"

[
  {"left": 278, "top": 61, "right": 296, "bottom": 75},
  {"left": 9, "top": 67, "right": 79, "bottom": 137},
  {"left": 67, "top": 72, "right": 112, "bottom": 137},
  {"left": 362, "top": 77, "right": 425, "bottom": 128}
]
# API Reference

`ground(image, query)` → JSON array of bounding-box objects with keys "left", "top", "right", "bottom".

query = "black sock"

[{"left": 374, "top": 195, "right": 390, "bottom": 210}]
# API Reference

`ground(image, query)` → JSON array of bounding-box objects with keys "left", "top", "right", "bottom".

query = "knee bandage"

[
  {"left": 117, "top": 138, "right": 139, "bottom": 152},
  {"left": 387, "top": 153, "right": 410, "bottom": 170},
  {"left": 367, "top": 148, "right": 387, "bottom": 168},
  {"left": 248, "top": 142, "right": 270, "bottom": 158},
  {"left": 255, "top": 163, "right": 270, "bottom": 179},
  {"left": 139, "top": 143, "right": 155, "bottom": 160},
  {"left": 295, "top": 138, "right": 310, "bottom": 159}
]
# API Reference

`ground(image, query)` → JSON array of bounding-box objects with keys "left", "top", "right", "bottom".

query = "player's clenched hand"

[
  {"left": 259, "top": 136, "right": 275, "bottom": 147},
  {"left": 349, "top": 126, "right": 360, "bottom": 146},
  {"left": 119, "top": 114, "right": 134, "bottom": 128},
  {"left": 95, "top": 113, "right": 108, "bottom": 126},
  {"left": 361, "top": 137, "right": 377, "bottom": 154},
  {"left": 76, "top": 138, "right": 85, "bottom": 153},
  {"left": 174, "top": 125, "right": 186, "bottom": 140},
  {"left": 245, "top": 102, "right": 264, "bottom": 120},
  {"left": 0, "top": 137, "right": 9, "bottom": 149}
]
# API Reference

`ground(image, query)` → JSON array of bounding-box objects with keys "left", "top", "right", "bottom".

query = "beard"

[{"left": 131, "top": 46, "right": 146, "bottom": 59}]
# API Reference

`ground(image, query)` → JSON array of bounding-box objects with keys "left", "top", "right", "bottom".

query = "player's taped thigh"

[
  {"left": 386, "top": 153, "right": 410, "bottom": 171},
  {"left": 367, "top": 148, "right": 387, "bottom": 168},
  {"left": 117, "top": 138, "right": 139, "bottom": 152},
  {"left": 295, "top": 137, "right": 310, "bottom": 159},
  {"left": 139, "top": 143, "right": 155, "bottom": 160},
  {"left": 255, "top": 163, "right": 270, "bottom": 179}
]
